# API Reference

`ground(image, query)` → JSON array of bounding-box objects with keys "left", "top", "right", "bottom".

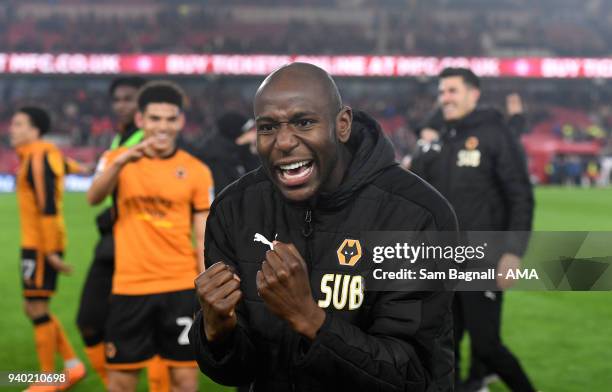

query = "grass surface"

[{"left": 1, "top": 187, "right": 611, "bottom": 391}]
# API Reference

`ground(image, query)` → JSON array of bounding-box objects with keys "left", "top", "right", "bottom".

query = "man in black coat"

[
  {"left": 411, "top": 68, "right": 536, "bottom": 392},
  {"left": 191, "top": 62, "right": 458, "bottom": 391},
  {"left": 196, "top": 111, "right": 259, "bottom": 196}
]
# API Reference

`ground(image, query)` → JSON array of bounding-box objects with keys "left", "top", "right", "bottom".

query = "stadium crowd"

[
  {"left": 2, "top": 0, "right": 612, "bottom": 56},
  {"left": 2, "top": 76, "right": 612, "bottom": 185},
  {"left": 2, "top": 0, "right": 612, "bottom": 185},
  {"left": 0, "top": 78, "right": 612, "bottom": 187}
]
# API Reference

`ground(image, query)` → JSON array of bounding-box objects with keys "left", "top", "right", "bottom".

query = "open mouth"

[
  {"left": 154, "top": 133, "right": 170, "bottom": 141},
  {"left": 151, "top": 134, "right": 172, "bottom": 147},
  {"left": 275, "top": 160, "right": 314, "bottom": 187}
]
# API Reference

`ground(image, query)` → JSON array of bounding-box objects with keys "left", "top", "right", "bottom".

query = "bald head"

[
  {"left": 253, "top": 62, "right": 353, "bottom": 202},
  {"left": 255, "top": 63, "right": 342, "bottom": 119}
]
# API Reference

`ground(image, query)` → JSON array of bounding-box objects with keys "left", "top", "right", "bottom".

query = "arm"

[
  {"left": 507, "top": 113, "right": 527, "bottom": 137},
  {"left": 411, "top": 107, "right": 444, "bottom": 178},
  {"left": 87, "top": 159, "right": 122, "bottom": 206},
  {"left": 191, "top": 203, "right": 257, "bottom": 386},
  {"left": 64, "top": 157, "right": 90, "bottom": 175},
  {"left": 494, "top": 125, "right": 534, "bottom": 288},
  {"left": 87, "top": 141, "right": 150, "bottom": 205},
  {"left": 506, "top": 93, "right": 528, "bottom": 136},
  {"left": 192, "top": 210, "right": 208, "bottom": 273},
  {"left": 494, "top": 124, "right": 534, "bottom": 253},
  {"left": 409, "top": 146, "right": 436, "bottom": 182}
]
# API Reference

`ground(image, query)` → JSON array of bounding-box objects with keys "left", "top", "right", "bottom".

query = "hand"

[
  {"left": 235, "top": 129, "right": 257, "bottom": 155},
  {"left": 235, "top": 129, "right": 256, "bottom": 146},
  {"left": 496, "top": 253, "right": 521, "bottom": 290},
  {"left": 419, "top": 128, "right": 440, "bottom": 143},
  {"left": 114, "top": 139, "right": 155, "bottom": 166},
  {"left": 256, "top": 242, "right": 325, "bottom": 340},
  {"left": 506, "top": 93, "right": 524, "bottom": 116},
  {"left": 79, "top": 162, "right": 96, "bottom": 175},
  {"left": 47, "top": 253, "right": 72, "bottom": 275},
  {"left": 400, "top": 155, "right": 412, "bottom": 170},
  {"left": 195, "top": 262, "right": 242, "bottom": 343}
]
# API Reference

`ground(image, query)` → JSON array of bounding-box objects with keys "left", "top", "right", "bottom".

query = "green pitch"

[{"left": 0, "top": 187, "right": 611, "bottom": 391}]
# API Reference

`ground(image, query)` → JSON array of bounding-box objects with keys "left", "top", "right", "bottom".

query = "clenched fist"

[
  {"left": 195, "top": 262, "right": 242, "bottom": 343},
  {"left": 256, "top": 241, "right": 325, "bottom": 340}
]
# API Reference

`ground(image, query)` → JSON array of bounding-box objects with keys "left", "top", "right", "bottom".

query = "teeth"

[{"left": 279, "top": 161, "right": 310, "bottom": 171}]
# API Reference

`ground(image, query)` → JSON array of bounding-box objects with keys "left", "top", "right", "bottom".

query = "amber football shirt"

[
  {"left": 16, "top": 140, "right": 70, "bottom": 254},
  {"left": 97, "top": 148, "right": 214, "bottom": 295}
]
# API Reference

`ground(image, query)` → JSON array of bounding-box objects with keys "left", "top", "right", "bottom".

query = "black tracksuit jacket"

[
  {"left": 190, "top": 111, "right": 458, "bottom": 392},
  {"left": 411, "top": 107, "right": 534, "bottom": 256}
]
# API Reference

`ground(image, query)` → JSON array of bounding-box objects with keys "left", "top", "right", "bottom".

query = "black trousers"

[
  {"left": 76, "top": 233, "right": 114, "bottom": 346},
  {"left": 454, "top": 291, "right": 535, "bottom": 392}
]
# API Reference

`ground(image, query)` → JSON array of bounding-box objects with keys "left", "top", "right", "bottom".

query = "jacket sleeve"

[
  {"left": 292, "top": 290, "right": 454, "bottom": 392},
  {"left": 190, "top": 200, "right": 257, "bottom": 386},
  {"left": 494, "top": 124, "right": 534, "bottom": 256},
  {"left": 506, "top": 113, "right": 527, "bottom": 137},
  {"left": 410, "top": 109, "right": 443, "bottom": 180},
  {"left": 410, "top": 145, "right": 439, "bottom": 182}
]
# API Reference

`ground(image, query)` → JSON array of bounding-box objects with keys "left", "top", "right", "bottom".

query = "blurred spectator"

[
  {"left": 3, "top": 0, "right": 612, "bottom": 56},
  {"left": 598, "top": 138, "right": 612, "bottom": 186},
  {"left": 193, "top": 111, "right": 259, "bottom": 195},
  {"left": 2, "top": 76, "right": 612, "bottom": 182}
]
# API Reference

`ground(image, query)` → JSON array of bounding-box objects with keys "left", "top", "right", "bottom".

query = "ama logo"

[{"left": 337, "top": 239, "right": 362, "bottom": 267}]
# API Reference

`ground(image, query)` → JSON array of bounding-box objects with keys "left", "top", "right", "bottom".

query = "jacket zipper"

[
  {"left": 302, "top": 208, "right": 313, "bottom": 274},
  {"left": 302, "top": 209, "right": 312, "bottom": 237},
  {"left": 290, "top": 208, "right": 314, "bottom": 392}
]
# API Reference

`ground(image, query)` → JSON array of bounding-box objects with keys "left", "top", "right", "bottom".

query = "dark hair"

[
  {"left": 109, "top": 76, "right": 147, "bottom": 96},
  {"left": 137, "top": 81, "right": 186, "bottom": 112},
  {"left": 439, "top": 67, "right": 480, "bottom": 89},
  {"left": 18, "top": 106, "right": 51, "bottom": 136}
]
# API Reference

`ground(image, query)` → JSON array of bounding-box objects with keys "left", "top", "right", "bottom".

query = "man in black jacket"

[
  {"left": 196, "top": 111, "right": 259, "bottom": 196},
  {"left": 411, "top": 68, "right": 536, "bottom": 392},
  {"left": 191, "top": 63, "right": 458, "bottom": 391}
]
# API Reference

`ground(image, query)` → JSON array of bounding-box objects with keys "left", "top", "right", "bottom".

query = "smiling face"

[
  {"left": 438, "top": 76, "right": 480, "bottom": 121},
  {"left": 135, "top": 102, "right": 184, "bottom": 157},
  {"left": 254, "top": 67, "right": 352, "bottom": 202}
]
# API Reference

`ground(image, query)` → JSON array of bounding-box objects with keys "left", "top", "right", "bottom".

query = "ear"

[
  {"left": 31, "top": 127, "right": 42, "bottom": 140},
  {"left": 135, "top": 111, "right": 144, "bottom": 129},
  {"left": 177, "top": 112, "right": 186, "bottom": 131},
  {"left": 470, "top": 88, "right": 481, "bottom": 105},
  {"left": 335, "top": 106, "right": 353, "bottom": 143}
]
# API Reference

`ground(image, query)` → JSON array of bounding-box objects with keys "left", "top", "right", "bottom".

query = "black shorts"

[
  {"left": 105, "top": 289, "right": 198, "bottom": 369},
  {"left": 76, "top": 233, "right": 114, "bottom": 344},
  {"left": 21, "top": 248, "right": 60, "bottom": 299}
]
